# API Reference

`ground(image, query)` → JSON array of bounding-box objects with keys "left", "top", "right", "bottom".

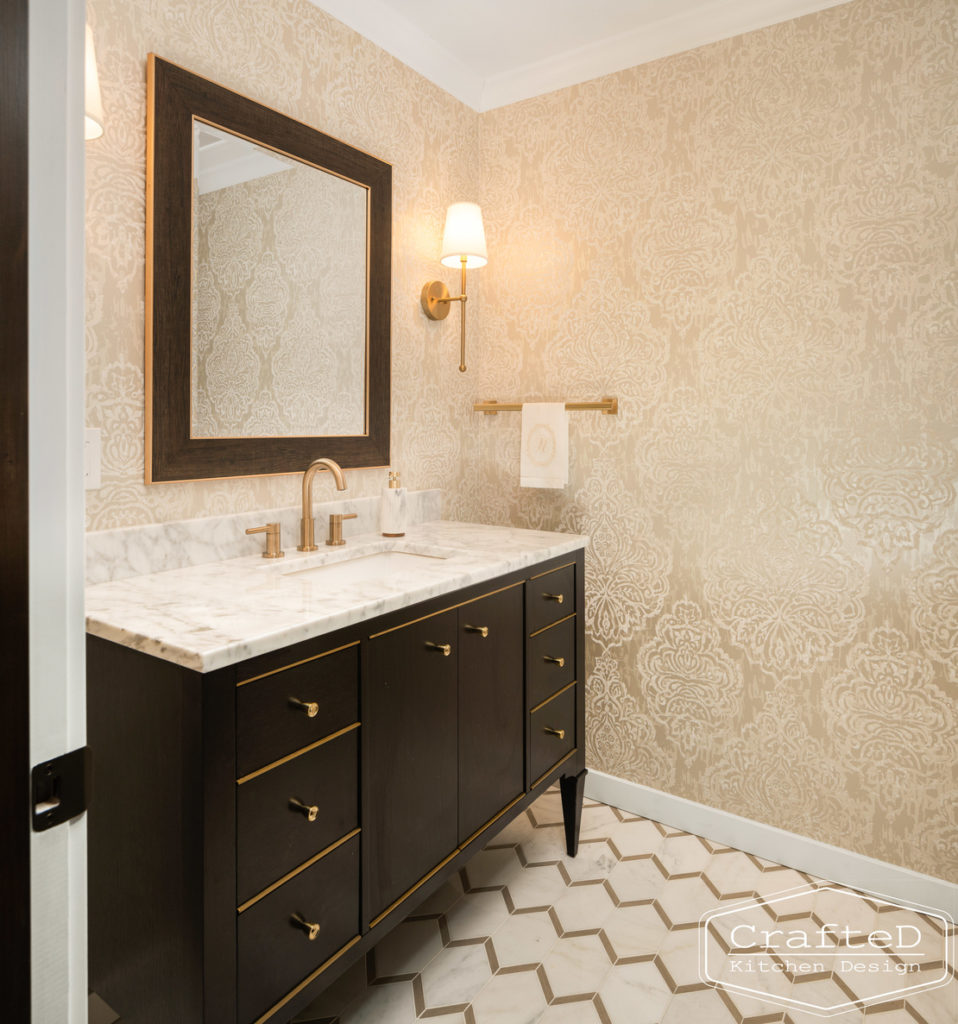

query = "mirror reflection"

[{"left": 190, "top": 120, "right": 368, "bottom": 439}]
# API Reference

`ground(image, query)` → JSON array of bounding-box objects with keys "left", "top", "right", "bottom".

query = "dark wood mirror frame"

[{"left": 145, "top": 55, "right": 391, "bottom": 483}]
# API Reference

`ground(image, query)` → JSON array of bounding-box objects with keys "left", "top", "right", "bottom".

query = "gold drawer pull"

[
  {"left": 425, "top": 641, "right": 452, "bottom": 656},
  {"left": 544, "top": 726, "right": 566, "bottom": 740},
  {"left": 289, "top": 798, "right": 319, "bottom": 822},
  {"left": 543, "top": 655, "right": 565, "bottom": 667},
  {"left": 289, "top": 697, "right": 319, "bottom": 718},
  {"left": 543, "top": 592, "right": 564, "bottom": 604},
  {"left": 464, "top": 624, "right": 489, "bottom": 638},
  {"left": 291, "top": 913, "right": 321, "bottom": 941}
]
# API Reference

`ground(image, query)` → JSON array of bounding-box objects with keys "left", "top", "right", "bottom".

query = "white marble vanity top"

[{"left": 85, "top": 520, "right": 587, "bottom": 673}]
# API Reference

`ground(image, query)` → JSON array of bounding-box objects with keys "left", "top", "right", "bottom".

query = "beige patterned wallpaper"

[
  {"left": 193, "top": 162, "right": 367, "bottom": 437},
  {"left": 85, "top": 0, "right": 481, "bottom": 526},
  {"left": 85, "top": 0, "right": 957, "bottom": 880}
]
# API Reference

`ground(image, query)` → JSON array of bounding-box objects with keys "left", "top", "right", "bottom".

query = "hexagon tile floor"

[{"left": 294, "top": 788, "right": 957, "bottom": 1024}]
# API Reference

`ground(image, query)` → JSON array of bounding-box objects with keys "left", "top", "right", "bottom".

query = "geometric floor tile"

[{"left": 293, "top": 789, "right": 958, "bottom": 1024}]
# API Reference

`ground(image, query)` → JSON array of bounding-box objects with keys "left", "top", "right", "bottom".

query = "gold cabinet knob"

[
  {"left": 464, "top": 624, "right": 489, "bottom": 638},
  {"left": 544, "top": 726, "right": 566, "bottom": 740},
  {"left": 290, "top": 697, "right": 319, "bottom": 718},
  {"left": 291, "top": 913, "right": 321, "bottom": 941},
  {"left": 543, "top": 655, "right": 565, "bottom": 667},
  {"left": 543, "top": 592, "right": 564, "bottom": 604},
  {"left": 289, "top": 798, "right": 319, "bottom": 822},
  {"left": 425, "top": 641, "right": 452, "bottom": 656}
]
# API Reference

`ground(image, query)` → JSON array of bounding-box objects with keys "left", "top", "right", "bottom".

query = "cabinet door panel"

[
  {"left": 366, "top": 609, "right": 458, "bottom": 920},
  {"left": 458, "top": 586, "right": 524, "bottom": 843}
]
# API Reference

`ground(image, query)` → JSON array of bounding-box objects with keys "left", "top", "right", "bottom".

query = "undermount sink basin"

[{"left": 281, "top": 548, "right": 453, "bottom": 586}]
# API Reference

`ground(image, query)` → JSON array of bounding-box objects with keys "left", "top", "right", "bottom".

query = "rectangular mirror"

[{"left": 146, "top": 55, "right": 391, "bottom": 483}]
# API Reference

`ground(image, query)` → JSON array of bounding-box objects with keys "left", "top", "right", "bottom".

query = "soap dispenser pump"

[{"left": 380, "top": 470, "right": 407, "bottom": 537}]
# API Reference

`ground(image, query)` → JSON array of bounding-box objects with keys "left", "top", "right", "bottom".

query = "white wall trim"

[
  {"left": 585, "top": 770, "right": 958, "bottom": 921},
  {"left": 307, "top": 0, "right": 853, "bottom": 112}
]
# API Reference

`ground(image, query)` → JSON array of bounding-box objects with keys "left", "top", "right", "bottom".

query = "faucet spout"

[{"left": 299, "top": 458, "right": 347, "bottom": 551}]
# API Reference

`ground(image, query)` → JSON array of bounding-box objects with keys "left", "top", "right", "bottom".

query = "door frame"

[{"left": 0, "top": 0, "right": 32, "bottom": 1017}]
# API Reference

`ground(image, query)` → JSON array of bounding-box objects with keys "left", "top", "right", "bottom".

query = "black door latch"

[{"left": 31, "top": 746, "right": 91, "bottom": 831}]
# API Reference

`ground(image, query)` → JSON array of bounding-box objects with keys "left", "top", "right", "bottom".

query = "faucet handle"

[
  {"left": 246, "top": 522, "right": 284, "bottom": 559},
  {"left": 326, "top": 512, "right": 358, "bottom": 547}
]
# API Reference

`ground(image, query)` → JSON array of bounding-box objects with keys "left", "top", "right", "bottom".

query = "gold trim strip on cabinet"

[
  {"left": 237, "top": 828, "right": 361, "bottom": 914},
  {"left": 236, "top": 722, "right": 360, "bottom": 784},
  {"left": 528, "top": 680, "right": 577, "bottom": 715},
  {"left": 368, "top": 580, "right": 524, "bottom": 640},
  {"left": 459, "top": 792, "right": 526, "bottom": 849},
  {"left": 236, "top": 640, "right": 360, "bottom": 688},
  {"left": 252, "top": 933, "right": 362, "bottom": 1024},
  {"left": 528, "top": 612, "right": 576, "bottom": 639},
  {"left": 528, "top": 560, "right": 577, "bottom": 581},
  {"left": 368, "top": 849, "right": 460, "bottom": 928},
  {"left": 531, "top": 748, "right": 578, "bottom": 791}
]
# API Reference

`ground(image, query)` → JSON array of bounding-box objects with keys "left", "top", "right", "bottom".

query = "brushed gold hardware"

[
  {"left": 289, "top": 697, "right": 319, "bottom": 718},
  {"left": 543, "top": 655, "right": 565, "bottom": 667},
  {"left": 246, "top": 522, "right": 284, "bottom": 558},
  {"left": 237, "top": 723, "right": 360, "bottom": 785},
  {"left": 425, "top": 641, "right": 452, "bottom": 656},
  {"left": 529, "top": 680, "right": 576, "bottom": 715},
  {"left": 464, "top": 624, "right": 489, "bottom": 638},
  {"left": 291, "top": 913, "right": 321, "bottom": 941},
  {"left": 289, "top": 798, "right": 319, "bottom": 822},
  {"left": 543, "top": 592, "right": 564, "bottom": 604},
  {"left": 529, "top": 560, "right": 576, "bottom": 580},
  {"left": 236, "top": 640, "right": 359, "bottom": 688},
  {"left": 531, "top": 747, "right": 578, "bottom": 790},
  {"left": 299, "top": 458, "right": 347, "bottom": 551},
  {"left": 475, "top": 397, "right": 618, "bottom": 415},
  {"left": 326, "top": 511, "right": 358, "bottom": 546},
  {"left": 369, "top": 581, "right": 522, "bottom": 639},
  {"left": 237, "top": 828, "right": 361, "bottom": 911},
  {"left": 544, "top": 726, "right": 566, "bottom": 739},
  {"left": 529, "top": 612, "right": 576, "bottom": 638}
]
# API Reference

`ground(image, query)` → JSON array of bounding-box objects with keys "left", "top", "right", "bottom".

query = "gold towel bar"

[{"left": 474, "top": 397, "right": 618, "bottom": 415}]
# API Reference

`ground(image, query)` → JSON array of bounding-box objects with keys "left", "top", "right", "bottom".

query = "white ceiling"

[{"left": 307, "top": 0, "right": 854, "bottom": 111}]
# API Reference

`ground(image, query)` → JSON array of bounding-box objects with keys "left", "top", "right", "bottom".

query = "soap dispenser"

[{"left": 380, "top": 471, "right": 407, "bottom": 537}]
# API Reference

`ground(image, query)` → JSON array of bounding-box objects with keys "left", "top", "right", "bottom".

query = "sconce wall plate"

[{"left": 420, "top": 280, "right": 453, "bottom": 321}]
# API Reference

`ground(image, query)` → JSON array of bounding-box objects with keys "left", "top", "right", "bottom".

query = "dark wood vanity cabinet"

[{"left": 88, "top": 550, "right": 585, "bottom": 1024}]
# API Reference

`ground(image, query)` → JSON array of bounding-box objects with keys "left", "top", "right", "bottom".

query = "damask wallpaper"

[
  {"left": 85, "top": 0, "right": 957, "bottom": 881},
  {"left": 193, "top": 163, "right": 367, "bottom": 438},
  {"left": 452, "top": 0, "right": 957, "bottom": 882}
]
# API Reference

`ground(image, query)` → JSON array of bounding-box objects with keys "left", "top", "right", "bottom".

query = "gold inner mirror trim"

[
  {"left": 237, "top": 827, "right": 361, "bottom": 914},
  {"left": 236, "top": 640, "right": 360, "bottom": 687},
  {"left": 236, "top": 722, "right": 359, "bottom": 784}
]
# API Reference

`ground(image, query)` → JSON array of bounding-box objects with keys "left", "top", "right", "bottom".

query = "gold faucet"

[{"left": 298, "top": 458, "right": 347, "bottom": 551}]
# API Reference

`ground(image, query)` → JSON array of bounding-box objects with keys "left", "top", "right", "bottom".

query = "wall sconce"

[
  {"left": 85, "top": 24, "right": 105, "bottom": 140},
  {"left": 421, "top": 202, "right": 487, "bottom": 372}
]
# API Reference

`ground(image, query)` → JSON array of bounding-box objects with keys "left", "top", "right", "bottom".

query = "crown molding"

[{"left": 308, "top": 0, "right": 854, "bottom": 113}]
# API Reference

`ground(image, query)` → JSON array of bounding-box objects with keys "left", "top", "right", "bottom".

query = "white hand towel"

[{"left": 520, "top": 403, "right": 568, "bottom": 489}]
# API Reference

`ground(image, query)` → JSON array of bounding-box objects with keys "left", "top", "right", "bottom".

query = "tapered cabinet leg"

[{"left": 559, "top": 769, "right": 587, "bottom": 857}]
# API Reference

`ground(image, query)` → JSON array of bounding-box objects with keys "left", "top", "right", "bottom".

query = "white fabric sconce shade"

[
  {"left": 440, "top": 202, "right": 487, "bottom": 269},
  {"left": 85, "top": 24, "right": 105, "bottom": 140},
  {"left": 421, "top": 202, "right": 487, "bottom": 372}
]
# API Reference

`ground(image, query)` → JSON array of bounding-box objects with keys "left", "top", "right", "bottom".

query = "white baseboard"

[{"left": 584, "top": 769, "right": 958, "bottom": 921}]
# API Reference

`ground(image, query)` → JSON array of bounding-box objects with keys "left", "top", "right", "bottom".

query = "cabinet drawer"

[
  {"left": 236, "top": 643, "right": 359, "bottom": 776},
  {"left": 237, "top": 726, "right": 359, "bottom": 905},
  {"left": 237, "top": 833, "right": 360, "bottom": 1024},
  {"left": 525, "top": 563, "right": 575, "bottom": 635},
  {"left": 527, "top": 615, "right": 575, "bottom": 709},
  {"left": 529, "top": 684, "right": 576, "bottom": 785}
]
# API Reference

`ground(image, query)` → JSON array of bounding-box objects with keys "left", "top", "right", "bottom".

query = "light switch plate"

[{"left": 84, "top": 428, "right": 102, "bottom": 489}]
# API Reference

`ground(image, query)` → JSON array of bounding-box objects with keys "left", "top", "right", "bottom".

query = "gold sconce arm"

[{"left": 421, "top": 256, "right": 469, "bottom": 372}]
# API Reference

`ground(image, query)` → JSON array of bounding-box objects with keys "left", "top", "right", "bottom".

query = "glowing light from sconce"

[
  {"left": 85, "top": 24, "right": 104, "bottom": 140},
  {"left": 420, "top": 202, "right": 487, "bottom": 373}
]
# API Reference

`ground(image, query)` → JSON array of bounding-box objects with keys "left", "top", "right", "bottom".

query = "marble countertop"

[{"left": 85, "top": 520, "right": 587, "bottom": 673}]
